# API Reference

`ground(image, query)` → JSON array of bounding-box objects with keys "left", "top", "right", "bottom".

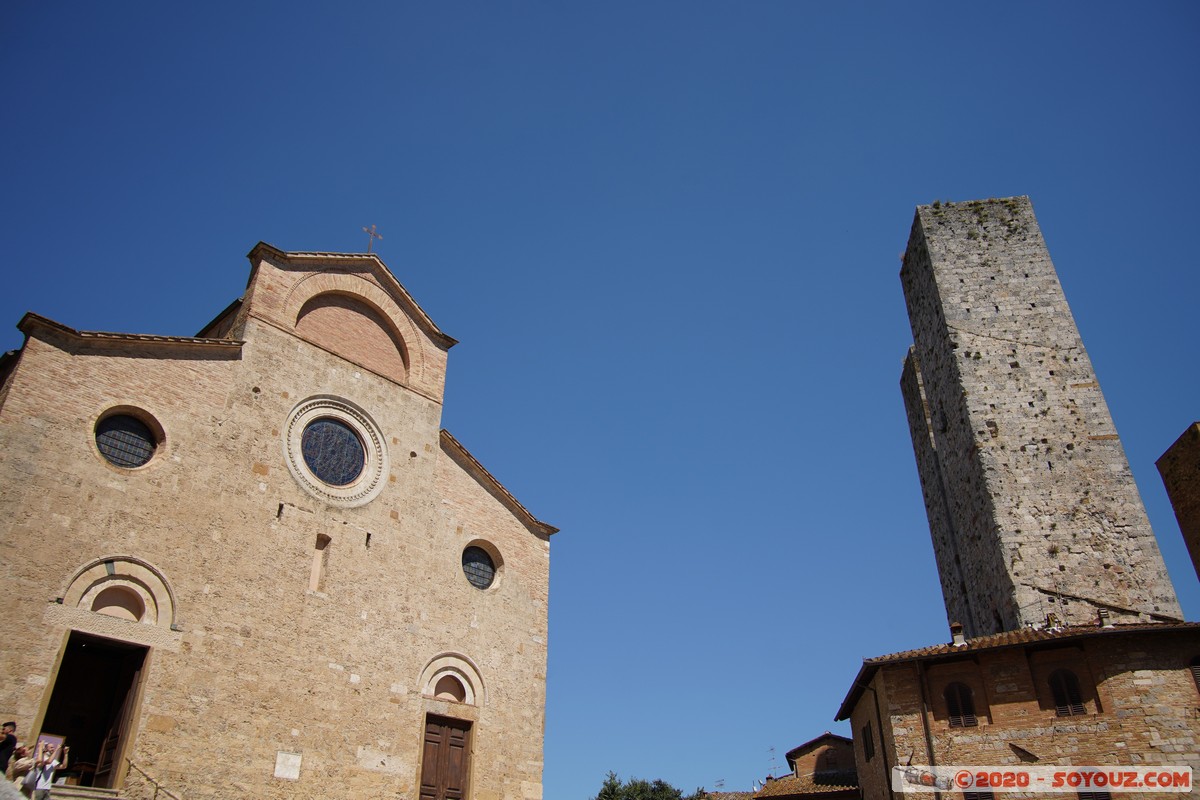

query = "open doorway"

[{"left": 40, "top": 631, "right": 147, "bottom": 788}]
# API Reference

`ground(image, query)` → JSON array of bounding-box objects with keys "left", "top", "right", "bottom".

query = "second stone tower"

[{"left": 899, "top": 196, "right": 1181, "bottom": 636}]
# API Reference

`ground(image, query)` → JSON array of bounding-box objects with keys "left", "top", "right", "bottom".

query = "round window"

[
  {"left": 95, "top": 414, "right": 158, "bottom": 468},
  {"left": 301, "top": 418, "right": 365, "bottom": 486},
  {"left": 462, "top": 546, "right": 496, "bottom": 590},
  {"left": 284, "top": 397, "right": 389, "bottom": 508}
]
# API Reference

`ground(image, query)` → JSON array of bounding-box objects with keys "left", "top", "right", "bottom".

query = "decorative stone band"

[{"left": 283, "top": 395, "right": 390, "bottom": 507}]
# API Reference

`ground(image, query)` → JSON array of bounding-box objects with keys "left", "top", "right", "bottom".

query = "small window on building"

[
  {"left": 1049, "top": 668, "right": 1086, "bottom": 716},
  {"left": 861, "top": 723, "right": 874, "bottom": 762},
  {"left": 434, "top": 675, "right": 467, "bottom": 703},
  {"left": 1077, "top": 792, "right": 1112, "bottom": 800},
  {"left": 1190, "top": 656, "right": 1200, "bottom": 695},
  {"left": 96, "top": 414, "right": 158, "bottom": 468},
  {"left": 963, "top": 792, "right": 994, "bottom": 800},
  {"left": 945, "top": 682, "right": 978, "bottom": 727},
  {"left": 462, "top": 546, "right": 496, "bottom": 590},
  {"left": 91, "top": 585, "right": 146, "bottom": 622},
  {"left": 309, "top": 534, "right": 331, "bottom": 593}
]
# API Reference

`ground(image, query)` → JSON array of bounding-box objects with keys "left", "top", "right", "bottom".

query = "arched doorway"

[{"left": 41, "top": 631, "right": 147, "bottom": 788}]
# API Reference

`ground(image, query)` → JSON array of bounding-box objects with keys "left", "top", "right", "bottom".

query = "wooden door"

[
  {"left": 94, "top": 656, "right": 143, "bottom": 787},
  {"left": 419, "top": 715, "right": 470, "bottom": 800}
]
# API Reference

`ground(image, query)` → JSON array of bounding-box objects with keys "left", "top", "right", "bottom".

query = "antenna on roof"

[{"left": 362, "top": 224, "right": 383, "bottom": 253}]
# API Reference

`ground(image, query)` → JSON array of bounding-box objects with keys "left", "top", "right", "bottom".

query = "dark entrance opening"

[{"left": 42, "top": 631, "right": 147, "bottom": 788}]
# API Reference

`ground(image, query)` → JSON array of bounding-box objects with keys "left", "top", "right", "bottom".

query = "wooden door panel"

[{"left": 420, "top": 716, "right": 470, "bottom": 800}]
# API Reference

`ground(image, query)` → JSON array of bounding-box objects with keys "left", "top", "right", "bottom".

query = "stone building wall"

[
  {"left": 1156, "top": 422, "right": 1200, "bottom": 583},
  {"left": 0, "top": 246, "right": 552, "bottom": 800},
  {"left": 899, "top": 197, "right": 1181, "bottom": 635},
  {"left": 846, "top": 627, "right": 1200, "bottom": 800}
]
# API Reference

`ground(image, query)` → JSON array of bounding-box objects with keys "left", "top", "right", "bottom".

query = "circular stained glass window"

[
  {"left": 462, "top": 546, "right": 496, "bottom": 590},
  {"left": 301, "top": 418, "right": 365, "bottom": 486},
  {"left": 96, "top": 414, "right": 158, "bottom": 468}
]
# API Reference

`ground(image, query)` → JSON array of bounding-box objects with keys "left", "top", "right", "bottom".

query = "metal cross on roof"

[{"left": 362, "top": 224, "right": 383, "bottom": 253}]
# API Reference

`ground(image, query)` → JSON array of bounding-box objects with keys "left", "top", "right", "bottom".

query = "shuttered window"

[
  {"left": 1049, "top": 669, "right": 1086, "bottom": 716},
  {"left": 944, "top": 682, "right": 978, "bottom": 728}
]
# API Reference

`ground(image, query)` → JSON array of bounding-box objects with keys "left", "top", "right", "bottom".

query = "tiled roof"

[
  {"left": 835, "top": 621, "right": 1200, "bottom": 721},
  {"left": 706, "top": 792, "right": 755, "bottom": 800},
  {"left": 753, "top": 773, "right": 859, "bottom": 798},
  {"left": 865, "top": 621, "right": 1200, "bottom": 664},
  {"left": 440, "top": 430, "right": 559, "bottom": 536},
  {"left": 19, "top": 312, "right": 243, "bottom": 350},
  {"left": 785, "top": 732, "right": 853, "bottom": 762}
]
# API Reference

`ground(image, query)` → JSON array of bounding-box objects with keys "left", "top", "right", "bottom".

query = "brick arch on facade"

[
  {"left": 60, "top": 555, "right": 178, "bottom": 629},
  {"left": 419, "top": 652, "right": 486, "bottom": 707},
  {"left": 296, "top": 292, "right": 410, "bottom": 384},
  {"left": 283, "top": 272, "right": 430, "bottom": 392}
]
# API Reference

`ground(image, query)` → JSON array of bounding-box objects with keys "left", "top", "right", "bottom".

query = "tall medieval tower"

[{"left": 899, "top": 196, "right": 1182, "bottom": 637}]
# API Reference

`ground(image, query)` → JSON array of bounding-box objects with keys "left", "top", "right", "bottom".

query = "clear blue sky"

[{"left": 4, "top": 3, "right": 1199, "bottom": 798}]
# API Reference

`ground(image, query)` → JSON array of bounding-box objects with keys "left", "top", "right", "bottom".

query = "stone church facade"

[{"left": 0, "top": 243, "right": 555, "bottom": 800}]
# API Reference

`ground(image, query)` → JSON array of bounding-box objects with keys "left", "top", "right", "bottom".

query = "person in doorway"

[
  {"left": 29, "top": 740, "right": 67, "bottom": 800},
  {"left": 0, "top": 722, "right": 16, "bottom": 774}
]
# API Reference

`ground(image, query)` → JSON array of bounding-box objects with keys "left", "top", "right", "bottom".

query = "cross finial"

[{"left": 362, "top": 224, "right": 383, "bottom": 253}]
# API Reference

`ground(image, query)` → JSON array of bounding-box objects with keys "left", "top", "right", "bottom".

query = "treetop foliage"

[{"left": 591, "top": 771, "right": 707, "bottom": 800}]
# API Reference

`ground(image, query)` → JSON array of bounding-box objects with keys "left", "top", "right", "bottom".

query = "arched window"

[
  {"left": 1049, "top": 669, "right": 1085, "bottom": 716},
  {"left": 944, "top": 682, "right": 977, "bottom": 727},
  {"left": 434, "top": 675, "right": 467, "bottom": 703},
  {"left": 91, "top": 585, "right": 146, "bottom": 622}
]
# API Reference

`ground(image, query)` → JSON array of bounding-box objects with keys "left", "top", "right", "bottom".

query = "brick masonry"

[
  {"left": 847, "top": 627, "right": 1200, "bottom": 800},
  {"left": 899, "top": 197, "right": 1182, "bottom": 636},
  {"left": 0, "top": 246, "right": 552, "bottom": 800}
]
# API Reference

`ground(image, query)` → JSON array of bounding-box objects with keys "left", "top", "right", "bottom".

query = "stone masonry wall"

[
  {"left": 0, "top": 253, "right": 549, "bottom": 800},
  {"left": 1156, "top": 422, "right": 1200, "bottom": 583},
  {"left": 900, "top": 349, "right": 981, "bottom": 634},
  {"left": 853, "top": 630, "right": 1200, "bottom": 800},
  {"left": 899, "top": 197, "right": 1182, "bottom": 634}
]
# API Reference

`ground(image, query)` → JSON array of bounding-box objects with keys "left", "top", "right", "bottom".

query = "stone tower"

[
  {"left": 1157, "top": 422, "right": 1200, "bottom": 582},
  {"left": 899, "top": 196, "right": 1182, "bottom": 637}
]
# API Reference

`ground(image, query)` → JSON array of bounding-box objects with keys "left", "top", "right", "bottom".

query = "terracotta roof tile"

[
  {"left": 835, "top": 621, "right": 1200, "bottom": 721},
  {"left": 753, "top": 773, "right": 859, "bottom": 798},
  {"left": 864, "top": 621, "right": 1200, "bottom": 664}
]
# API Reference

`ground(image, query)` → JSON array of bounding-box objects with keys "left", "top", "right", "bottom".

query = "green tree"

[{"left": 591, "top": 771, "right": 707, "bottom": 800}]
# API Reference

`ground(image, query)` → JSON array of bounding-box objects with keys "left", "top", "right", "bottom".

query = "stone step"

[{"left": 50, "top": 787, "right": 122, "bottom": 800}]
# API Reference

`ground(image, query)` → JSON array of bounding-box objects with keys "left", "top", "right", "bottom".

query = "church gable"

[{"left": 242, "top": 243, "right": 456, "bottom": 401}]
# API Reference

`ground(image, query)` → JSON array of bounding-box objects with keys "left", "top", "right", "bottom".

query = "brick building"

[
  {"left": 751, "top": 733, "right": 858, "bottom": 800},
  {"left": 835, "top": 623, "right": 1200, "bottom": 800},
  {"left": 0, "top": 243, "right": 555, "bottom": 800},
  {"left": 836, "top": 198, "right": 1198, "bottom": 800}
]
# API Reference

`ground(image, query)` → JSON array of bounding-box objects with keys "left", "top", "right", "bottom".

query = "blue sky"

[{"left": 3, "top": 3, "right": 1199, "bottom": 797}]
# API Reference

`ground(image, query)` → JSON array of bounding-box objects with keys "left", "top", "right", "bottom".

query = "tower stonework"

[
  {"left": 1157, "top": 421, "right": 1200, "bottom": 582},
  {"left": 899, "top": 196, "right": 1181, "bottom": 636}
]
